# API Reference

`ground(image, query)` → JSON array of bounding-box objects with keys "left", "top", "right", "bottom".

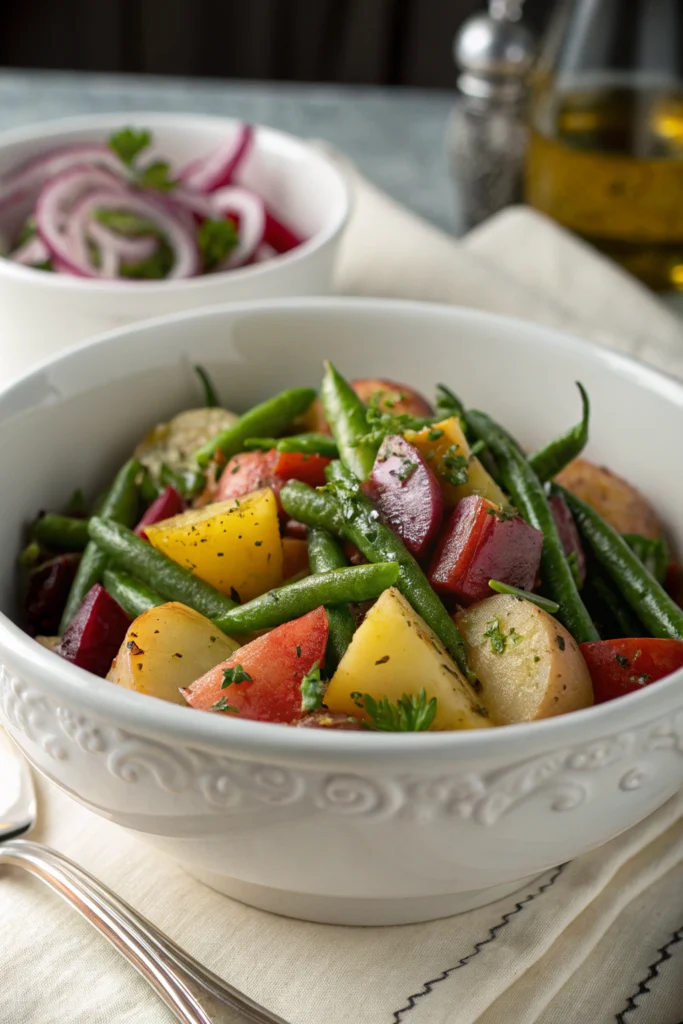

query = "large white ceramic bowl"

[
  {"left": 1, "top": 298, "right": 682, "bottom": 926},
  {"left": 0, "top": 113, "right": 349, "bottom": 382}
]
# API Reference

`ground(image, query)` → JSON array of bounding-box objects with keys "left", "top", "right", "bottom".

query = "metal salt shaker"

[{"left": 446, "top": 0, "right": 536, "bottom": 232}]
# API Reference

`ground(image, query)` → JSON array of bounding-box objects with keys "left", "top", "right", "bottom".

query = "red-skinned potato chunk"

[
  {"left": 58, "top": 584, "right": 131, "bottom": 678},
  {"left": 362, "top": 434, "right": 443, "bottom": 557},
  {"left": 350, "top": 378, "right": 433, "bottom": 418},
  {"left": 183, "top": 606, "right": 329, "bottom": 723},
  {"left": 134, "top": 485, "right": 185, "bottom": 539},
  {"left": 217, "top": 450, "right": 278, "bottom": 503},
  {"left": 272, "top": 451, "right": 331, "bottom": 487},
  {"left": 429, "top": 496, "right": 543, "bottom": 605},
  {"left": 580, "top": 638, "right": 683, "bottom": 704}
]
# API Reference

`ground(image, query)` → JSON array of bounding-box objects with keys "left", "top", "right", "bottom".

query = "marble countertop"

[{"left": 0, "top": 69, "right": 457, "bottom": 233}]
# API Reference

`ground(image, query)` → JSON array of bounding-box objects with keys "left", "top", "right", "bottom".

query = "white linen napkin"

[{"left": 3, "top": 171, "right": 683, "bottom": 1024}]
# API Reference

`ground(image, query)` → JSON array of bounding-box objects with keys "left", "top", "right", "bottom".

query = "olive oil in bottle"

[{"left": 526, "top": 83, "right": 683, "bottom": 291}]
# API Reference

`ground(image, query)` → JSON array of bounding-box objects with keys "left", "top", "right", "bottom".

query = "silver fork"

[{"left": 0, "top": 732, "right": 288, "bottom": 1024}]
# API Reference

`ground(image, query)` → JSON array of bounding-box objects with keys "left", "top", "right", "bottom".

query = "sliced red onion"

[
  {"left": 9, "top": 235, "right": 50, "bottom": 266},
  {"left": 179, "top": 125, "right": 254, "bottom": 194},
  {"left": 88, "top": 221, "right": 159, "bottom": 264},
  {"left": 0, "top": 144, "right": 124, "bottom": 213},
  {"left": 169, "top": 187, "right": 217, "bottom": 220},
  {"left": 264, "top": 208, "right": 306, "bottom": 253},
  {"left": 64, "top": 189, "right": 199, "bottom": 280},
  {"left": 211, "top": 186, "right": 265, "bottom": 269},
  {"left": 36, "top": 166, "right": 128, "bottom": 277}
]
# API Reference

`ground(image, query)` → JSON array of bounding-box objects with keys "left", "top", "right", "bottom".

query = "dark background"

[{"left": 2, "top": 0, "right": 552, "bottom": 88}]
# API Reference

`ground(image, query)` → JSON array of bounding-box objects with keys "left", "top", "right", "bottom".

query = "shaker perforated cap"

[{"left": 454, "top": 12, "right": 535, "bottom": 86}]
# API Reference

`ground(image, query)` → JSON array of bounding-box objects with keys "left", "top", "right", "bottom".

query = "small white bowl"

[
  {"left": 0, "top": 113, "right": 350, "bottom": 381},
  {"left": 1, "top": 298, "right": 683, "bottom": 926}
]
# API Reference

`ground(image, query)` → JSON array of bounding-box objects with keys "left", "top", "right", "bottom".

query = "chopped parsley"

[
  {"left": 397, "top": 459, "right": 417, "bottom": 482},
  {"left": 300, "top": 661, "right": 325, "bottom": 713},
  {"left": 221, "top": 664, "right": 252, "bottom": 688},
  {"left": 353, "top": 688, "right": 437, "bottom": 732},
  {"left": 483, "top": 618, "right": 523, "bottom": 655},
  {"left": 108, "top": 127, "right": 152, "bottom": 168},
  {"left": 615, "top": 654, "right": 630, "bottom": 668},
  {"left": 212, "top": 697, "right": 240, "bottom": 713},
  {"left": 353, "top": 392, "right": 433, "bottom": 449},
  {"left": 441, "top": 444, "right": 469, "bottom": 487},
  {"left": 427, "top": 428, "right": 444, "bottom": 442},
  {"left": 197, "top": 218, "right": 238, "bottom": 272}
]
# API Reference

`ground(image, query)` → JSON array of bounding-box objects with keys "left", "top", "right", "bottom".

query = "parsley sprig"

[
  {"left": 350, "top": 688, "right": 437, "bottom": 732},
  {"left": 482, "top": 618, "right": 523, "bottom": 655},
  {"left": 198, "top": 218, "right": 239, "bottom": 272},
  {"left": 352, "top": 391, "right": 434, "bottom": 449},
  {"left": 108, "top": 127, "right": 178, "bottom": 191},
  {"left": 222, "top": 664, "right": 252, "bottom": 688}
]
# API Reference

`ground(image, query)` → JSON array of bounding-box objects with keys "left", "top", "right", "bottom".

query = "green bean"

[
  {"left": 558, "top": 485, "right": 683, "bottom": 640},
  {"left": 435, "top": 383, "right": 466, "bottom": 420},
  {"left": 103, "top": 568, "right": 165, "bottom": 620},
  {"left": 466, "top": 411, "right": 598, "bottom": 643},
  {"left": 623, "top": 533, "right": 669, "bottom": 585},
  {"left": 159, "top": 463, "right": 206, "bottom": 500},
  {"left": 320, "top": 361, "right": 376, "bottom": 481},
  {"left": 307, "top": 527, "right": 357, "bottom": 669},
  {"left": 280, "top": 468, "right": 477, "bottom": 685},
  {"left": 528, "top": 383, "right": 590, "bottom": 483},
  {"left": 194, "top": 387, "right": 317, "bottom": 468},
  {"left": 59, "top": 459, "right": 142, "bottom": 633},
  {"left": 88, "top": 517, "right": 237, "bottom": 627},
  {"left": 585, "top": 573, "right": 644, "bottom": 639},
  {"left": 194, "top": 365, "right": 220, "bottom": 408},
  {"left": 244, "top": 433, "right": 340, "bottom": 458},
  {"left": 488, "top": 580, "right": 560, "bottom": 614},
  {"left": 31, "top": 514, "right": 89, "bottom": 551},
  {"left": 215, "top": 563, "right": 398, "bottom": 635}
]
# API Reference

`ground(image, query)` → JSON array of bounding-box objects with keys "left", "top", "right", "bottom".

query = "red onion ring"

[
  {"left": 88, "top": 221, "right": 159, "bottom": 265},
  {"left": 211, "top": 186, "right": 266, "bottom": 269},
  {"left": 9, "top": 235, "right": 50, "bottom": 266},
  {"left": 0, "top": 145, "right": 124, "bottom": 213},
  {"left": 179, "top": 125, "right": 254, "bottom": 194},
  {"left": 63, "top": 188, "right": 200, "bottom": 280},
  {"left": 35, "top": 167, "right": 128, "bottom": 277}
]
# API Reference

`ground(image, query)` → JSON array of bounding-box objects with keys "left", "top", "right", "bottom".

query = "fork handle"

[{"left": 1, "top": 839, "right": 286, "bottom": 1024}]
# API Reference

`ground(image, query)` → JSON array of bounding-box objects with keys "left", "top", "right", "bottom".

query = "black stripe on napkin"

[
  {"left": 614, "top": 923, "right": 683, "bottom": 1023},
  {"left": 392, "top": 863, "right": 566, "bottom": 1022}
]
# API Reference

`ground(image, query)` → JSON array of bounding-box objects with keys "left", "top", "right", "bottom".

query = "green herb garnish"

[
  {"left": 108, "top": 128, "right": 152, "bottom": 168},
  {"left": 138, "top": 160, "right": 177, "bottom": 192},
  {"left": 221, "top": 664, "right": 252, "bottom": 688},
  {"left": 212, "top": 697, "right": 240, "bottom": 713},
  {"left": 120, "top": 239, "right": 174, "bottom": 280},
  {"left": 197, "top": 218, "right": 238, "bottom": 272},
  {"left": 483, "top": 618, "right": 523, "bottom": 654},
  {"left": 354, "top": 688, "right": 437, "bottom": 732},
  {"left": 300, "top": 661, "right": 325, "bottom": 713},
  {"left": 441, "top": 444, "right": 469, "bottom": 487}
]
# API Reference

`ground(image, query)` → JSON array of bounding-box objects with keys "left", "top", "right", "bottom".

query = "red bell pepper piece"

[
  {"left": 57, "top": 584, "right": 132, "bottom": 677},
  {"left": 271, "top": 450, "right": 331, "bottom": 487},
  {"left": 580, "top": 637, "right": 683, "bottom": 703},
  {"left": 363, "top": 434, "right": 443, "bottom": 557},
  {"left": 428, "top": 495, "right": 543, "bottom": 605},
  {"left": 264, "top": 209, "right": 305, "bottom": 253},
  {"left": 548, "top": 493, "right": 586, "bottom": 587},
  {"left": 134, "top": 486, "right": 185, "bottom": 540},
  {"left": 182, "top": 606, "right": 329, "bottom": 723}
]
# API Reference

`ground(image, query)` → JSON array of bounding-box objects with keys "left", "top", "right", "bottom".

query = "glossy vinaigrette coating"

[{"left": 19, "top": 363, "right": 683, "bottom": 732}]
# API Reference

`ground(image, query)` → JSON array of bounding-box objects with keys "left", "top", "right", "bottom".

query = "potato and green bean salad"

[{"left": 21, "top": 362, "right": 683, "bottom": 731}]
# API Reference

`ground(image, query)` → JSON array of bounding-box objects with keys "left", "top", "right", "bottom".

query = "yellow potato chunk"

[
  {"left": 145, "top": 488, "right": 283, "bottom": 603},
  {"left": 457, "top": 594, "right": 593, "bottom": 725},
  {"left": 325, "top": 587, "right": 491, "bottom": 730},
  {"left": 406, "top": 417, "right": 507, "bottom": 508},
  {"left": 107, "top": 602, "right": 239, "bottom": 704}
]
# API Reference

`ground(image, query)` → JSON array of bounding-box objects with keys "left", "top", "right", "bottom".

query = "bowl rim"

[
  {"left": 2, "top": 294, "right": 683, "bottom": 765},
  {"left": 0, "top": 111, "right": 351, "bottom": 294}
]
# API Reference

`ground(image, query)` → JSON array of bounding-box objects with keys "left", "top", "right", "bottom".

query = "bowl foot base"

[{"left": 181, "top": 866, "right": 545, "bottom": 925}]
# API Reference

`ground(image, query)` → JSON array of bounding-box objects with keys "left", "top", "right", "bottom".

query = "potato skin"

[
  {"left": 555, "top": 457, "right": 661, "bottom": 539},
  {"left": 457, "top": 594, "right": 594, "bottom": 725}
]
